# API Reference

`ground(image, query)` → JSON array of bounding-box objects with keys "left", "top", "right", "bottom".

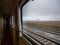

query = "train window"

[
  {"left": 11, "top": 16, "right": 15, "bottom": 28},
  {"left": 10, "top": 15, "right": 15, "bottom": 29},
  {"left": 22, "top": 0, "right": 60, "bottom": 45}
]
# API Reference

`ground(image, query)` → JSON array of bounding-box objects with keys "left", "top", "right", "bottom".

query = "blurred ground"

[{"left": 23, "top": 21, "right": 60, "bottom": 35}]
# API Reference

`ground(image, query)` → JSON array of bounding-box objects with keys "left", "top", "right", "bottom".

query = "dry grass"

[
  {"left": 23, "top": 21, "right": 60, "bottom": 27},
  {"left": 23, "top": 21, "right": 60, "bottom": 33}
]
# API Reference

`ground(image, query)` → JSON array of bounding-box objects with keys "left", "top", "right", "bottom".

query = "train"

[{"left": 0, "top": 0, "right": 60, "bottom": 45}]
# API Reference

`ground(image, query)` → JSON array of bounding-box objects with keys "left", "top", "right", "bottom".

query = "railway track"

[
  {"left": 22, "top": 26, "right": 60, "bottom": 45},
  {"left": 23, "top": 29, "right": 57, "bottom": 45}
]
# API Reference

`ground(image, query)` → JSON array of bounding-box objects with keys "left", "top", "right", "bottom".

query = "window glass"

[{"left": 22, "top": 0, "right": 60, "bottom": 44}]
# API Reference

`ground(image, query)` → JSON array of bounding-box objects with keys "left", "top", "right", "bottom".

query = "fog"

[{"left": 22, "top": 0, "right": 60, "bottom": 21}]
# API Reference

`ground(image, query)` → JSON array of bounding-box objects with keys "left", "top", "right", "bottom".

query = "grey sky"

[{"left": 22, "top": 0, "right": 60, "bottom": 21}]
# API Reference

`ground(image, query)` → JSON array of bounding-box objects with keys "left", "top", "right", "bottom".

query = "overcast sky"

[{"left": 22, "top": 0, "right": 60, "bottom": 21}]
